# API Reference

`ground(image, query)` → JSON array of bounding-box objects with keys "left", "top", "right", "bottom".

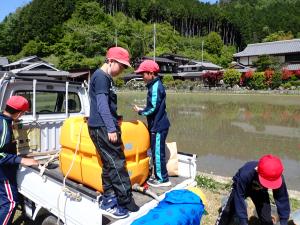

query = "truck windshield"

[{"left": 14, "top": 91, "right": 81, "bottom": 114}]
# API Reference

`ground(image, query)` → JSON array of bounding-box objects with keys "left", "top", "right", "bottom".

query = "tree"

[
  {"left": 19, "top": 40, "right": 49, "bottom": 57},
  {"left": 205, "top": 32, "right": 223, "bottom": 56},
  {"left": 202, "top": 71, "right": 223, "bottom": 87},
  {"left": 58, "top": 51, "right": 84, "bottom": 70},
  {"left": 263, "top": 31, "right": 294, "bottom": 42},
  {"left": 253, "top": 55, "right": 280, "bottom": 72}
]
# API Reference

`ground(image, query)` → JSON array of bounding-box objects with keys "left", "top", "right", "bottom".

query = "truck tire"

[{"left": 41, "top": 215, "right": 63, "bottom": 225}]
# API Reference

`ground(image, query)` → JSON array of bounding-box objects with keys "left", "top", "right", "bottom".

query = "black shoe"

[
  {"left": 124, "top": 198, "right": 139, "bottom": 212},
  {"left": 147, "top": 179, "right": 171, "bottom": 187}
]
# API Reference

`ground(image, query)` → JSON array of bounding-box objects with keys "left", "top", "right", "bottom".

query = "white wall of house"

[
  {"left": 238, "top": 57, "right": 249, "bottom": 65},
  {"left": 238, "top": 55, "right": 285, "bottom": 66},
  {"left": 238, "top": 56, "right": 258, "bottom": 66}
]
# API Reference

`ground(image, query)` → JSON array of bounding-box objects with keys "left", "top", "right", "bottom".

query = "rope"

[{"left": 56, "top": 121, "right": 84, "bottom": 225}]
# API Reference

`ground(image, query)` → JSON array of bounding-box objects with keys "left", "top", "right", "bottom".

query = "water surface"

[{"left": 118, "top": 92, "right": 300, "bottom": 191}]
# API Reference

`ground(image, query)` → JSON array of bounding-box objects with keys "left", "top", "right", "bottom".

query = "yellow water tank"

[{"left": 59, "top": 116, "right": 150, "bottom": 192}]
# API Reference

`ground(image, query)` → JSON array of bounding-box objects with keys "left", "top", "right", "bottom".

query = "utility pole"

[
  {"left": 153, "top": 23, "right": 156, "bottom": 62},
  {"left": 115, "top": 29, "right": 118, "bottom": 46},
  {"left": 201, "top": 40, "right": 204, "bottom": 64}
]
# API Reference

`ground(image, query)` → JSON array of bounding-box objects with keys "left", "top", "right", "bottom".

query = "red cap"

[
  {"left": 135, "top": 60, "right": 160, "bottom": 74},
  {"left": 6, "top": 96, "right": 29, "bottom": 112},
  {"left": 106, "top": 47, "right": 131, "bottom": 68},
  {"left": 257, "top": 154, "right": 283, "bottom": 189}
]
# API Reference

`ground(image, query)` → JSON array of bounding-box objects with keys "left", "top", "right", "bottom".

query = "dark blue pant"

[
  {"left": 215, "top": 188, "right": 273, "bottom": 225},
  {"left": 0, "top": 180, "right": 18, "bottom": 225},
  {"left": 150, "top": 129, "right": 169, "bottom": 182},
  {"left": 88, "top": 126, "right": 133, "bottom": 206}
]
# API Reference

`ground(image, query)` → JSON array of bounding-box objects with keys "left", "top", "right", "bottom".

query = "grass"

[
  {"left": 195, "top": 175, "right": 232, "bottom": 193},
  {"left": 291, "top": 198, "right": 300, "bottom": 211}
]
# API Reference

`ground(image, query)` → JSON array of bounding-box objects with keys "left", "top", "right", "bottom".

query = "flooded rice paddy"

[{"left": 118, "top": 92, "right": 300, "bottom": 191}]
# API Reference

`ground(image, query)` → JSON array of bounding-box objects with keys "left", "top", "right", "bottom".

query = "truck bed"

[
  {"left": 18, "top": 152, "right": 197, "bottom": 225},
  {"left": 34, "top": 162, "right": 187, "bottom": 224}
]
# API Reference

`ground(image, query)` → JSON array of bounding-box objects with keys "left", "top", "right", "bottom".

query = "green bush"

[
  {"left": 248, "top": 72, "right": 266, "bottom": 90},
  {"left": 291, "top": 75, "right": 299, "bottom": 81},
  {"left": 270, "top": 70, "right": 282, "bottom": 89},
  {"left": 114, "top": 77, "right": 125, "bottom": 88},
  {"left": 223, "top": 69, "right": 241, "bottom": 87},
  {"left": 174, "top": 79, "right": 183, "bottom": 86},
  {"left": 162, "top": 74, "right": 174, "bottom": 84},
  {"left": 282, "top": 82, "right": 292, "bottom": 89},
  {"left": 290, "top": 80, "right": 300, "bottom": 87}
]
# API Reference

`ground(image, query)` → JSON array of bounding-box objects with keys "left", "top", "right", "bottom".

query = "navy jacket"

[
  {"left": 88, "top": 69, "right": 118, "bottom": 130},
  {"left": 139, "top": 77, "right": 170, "bottom": 132},
  {"left": 233, "top": 161, "right": 290, "bottom": 225},
  {"left": 0, "top": 113, "right": 22, "bottom": 183}
]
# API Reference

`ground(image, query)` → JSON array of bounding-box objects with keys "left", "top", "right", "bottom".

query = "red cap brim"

[
  {"left": 258, "top": 174, "right": 282, "bottom": 189},
  {"left": 134, "top": 68, "right": 145, "bottom": 74},
  {"left": 115, "top": 59, "right": 131, "bottom": 68}
]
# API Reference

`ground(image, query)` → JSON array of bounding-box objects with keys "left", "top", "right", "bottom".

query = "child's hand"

[
  {"left": 21, "top": 158, "right": 39, "bottom": 166},
  {"left": 133, "top": 105, "right": 142, "bottom": 112},
  {"left": 108, "top": 132, "right": 118, "bottom": 143}
]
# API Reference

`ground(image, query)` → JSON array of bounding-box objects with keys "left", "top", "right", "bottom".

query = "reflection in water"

[
  {"left": 118, "top": 92, "right": 300, "bottom": 190},
  {"left": 231, "top": 122, "right": 300, "bottom": 138}
]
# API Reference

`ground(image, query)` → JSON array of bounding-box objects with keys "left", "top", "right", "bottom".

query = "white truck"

[{"left": 0, "top": 70, "right": 197, "bottom": 225}]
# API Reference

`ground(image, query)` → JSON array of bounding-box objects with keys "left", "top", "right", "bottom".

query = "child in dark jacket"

[
  {"left": 133, "top": 60, "right": 171, "bottom": 187},
  {"left": 215, "top": 154, "right": 290, "bottom": 225},
  {"left": 88, "top": 47, "right": 139, "bottom": 219},
  {"left": 0, "top": 96, "right": 38, "bottom": 225}
]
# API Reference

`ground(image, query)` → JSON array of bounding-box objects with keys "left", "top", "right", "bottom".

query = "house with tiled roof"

[
  {"left": 233, "top": 39, "right": 300, "bottom": 70},
  {"left": 2, "top": 55, "right": 51, "bottom": 71},
  {"left": 1, "top": 56, "right": 69, "bottom": 78}
]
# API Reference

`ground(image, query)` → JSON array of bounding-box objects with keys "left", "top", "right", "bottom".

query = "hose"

[{"left": 132, "top": 183, "right": 160, "bottom": 202}]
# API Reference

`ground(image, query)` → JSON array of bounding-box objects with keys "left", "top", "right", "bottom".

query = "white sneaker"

[{"left": 147, "top": 179, "right": 171, "bottom": 187}]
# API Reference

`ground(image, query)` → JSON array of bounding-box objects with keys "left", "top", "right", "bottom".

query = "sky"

[
  {"left": 0, "top": 0, "right": 32, "bottom": 22},
  {"left": 0, "top": 0, "right": 217, "bottom": 23}
]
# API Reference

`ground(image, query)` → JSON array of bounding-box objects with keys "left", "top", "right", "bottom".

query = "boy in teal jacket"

[{"left": 134, "top": 60, "right": 171, "bottom": 187}]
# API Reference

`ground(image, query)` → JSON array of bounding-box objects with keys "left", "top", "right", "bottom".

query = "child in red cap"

[
  {"left": 215, "top": 154, "right": 290, "bottom": 225},
  {"left": 133, "top": 60, "right": 171, "bottom": 187},
  {"left": 0, "top": 96, "right": 38, "bottom": 225},
  {"left": 88, "top": 47, "right": 139, "bottom": 219}
]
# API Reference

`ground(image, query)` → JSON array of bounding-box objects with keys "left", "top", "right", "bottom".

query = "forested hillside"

[{"left": 0, "top": 0, "right": 299, "bottom": 70}]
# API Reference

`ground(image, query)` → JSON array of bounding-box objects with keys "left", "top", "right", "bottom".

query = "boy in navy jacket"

[
  {"left": 215, "top": 154, "right": 290, "bottom": 225},
  {"left": 133, "top": 60, "right": 171, "bottom": 187},
  {"left": 88, "top": 47, "right": 139, "bottom": 219},
  {"left": 0, "top": 96, "right": 38, "bottom": 225}
]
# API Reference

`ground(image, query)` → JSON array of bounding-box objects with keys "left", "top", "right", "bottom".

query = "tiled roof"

[
  {"left": 10, "top": 62, "right": 59, "bottom": 73},
  {"left": 142, "top": 56, "right": 176, "bottom": 64},
  {"left": 234, "top": 39, "right": 300, "bottom": 57},
  {"left": 179, "top": 61, "right": 222, "bottom": 69},
  {"left": 3, "top": 55, "right": 50, "bottom": 67}
]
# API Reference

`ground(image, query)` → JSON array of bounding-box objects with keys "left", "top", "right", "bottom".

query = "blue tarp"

[{"left": 131, "top": 189, "right": 205, "bottom": 225}]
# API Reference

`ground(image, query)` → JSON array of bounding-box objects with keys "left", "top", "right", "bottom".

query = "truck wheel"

[{"left": 41, "top": 215, "right": 63, "bottom": 225}]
